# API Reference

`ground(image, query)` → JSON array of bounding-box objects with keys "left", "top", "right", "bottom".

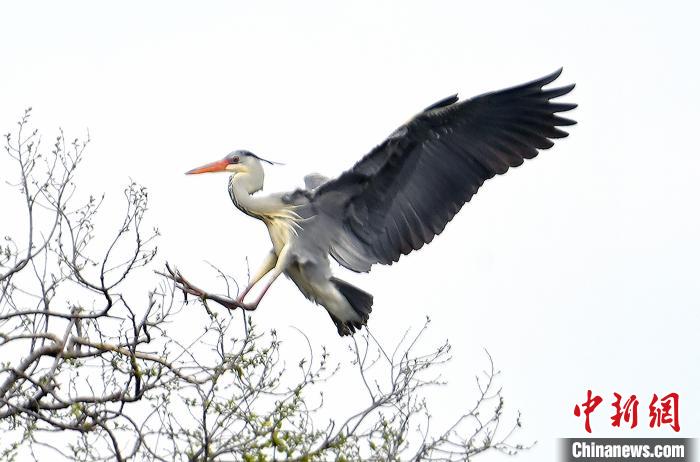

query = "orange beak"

[{"left": 185, "top": 158, "right": 230, "bottom": 175}]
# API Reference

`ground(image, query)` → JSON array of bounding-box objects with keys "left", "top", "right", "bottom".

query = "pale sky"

[{"left": 1, "top": 1, "right": 699, "bottom": 460}]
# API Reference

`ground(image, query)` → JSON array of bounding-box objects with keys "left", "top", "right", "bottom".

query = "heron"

[{"left": 185, "top": 69, "right": 576, "bottom": 336}]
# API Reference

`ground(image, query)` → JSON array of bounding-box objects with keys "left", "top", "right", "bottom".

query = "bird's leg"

[
  {"left": 246, "top": 245, "right": 291, "bottom": 309},
  {"left": 237, "top": 250, "right": 277, "bottom": 303}
]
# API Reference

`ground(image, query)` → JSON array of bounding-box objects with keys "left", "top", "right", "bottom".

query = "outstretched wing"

[{"left": 313, "top": 69, "right": 576, "bottom": 272}]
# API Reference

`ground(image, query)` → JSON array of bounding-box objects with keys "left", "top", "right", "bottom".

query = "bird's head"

[{"left": 185, "top": 150, "right": 274, "bottom": 176}]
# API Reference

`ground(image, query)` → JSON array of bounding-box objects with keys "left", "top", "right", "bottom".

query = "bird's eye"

[{"left": 230, "top": 156, "right": 240, "bottom": 164}]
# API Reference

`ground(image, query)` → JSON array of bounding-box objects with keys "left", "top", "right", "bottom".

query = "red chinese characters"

[
  {"left": 649, "top": 392, "right": 680, "bottom": 432},
  {"left": 573, "top": 391, "right": 680, "bottom": 433},
  {"left": 574, "top": 390, "right": 602, "bottom": 433},
  {"left": 611, "top": 393, "right": 639, "bottom": 429}
]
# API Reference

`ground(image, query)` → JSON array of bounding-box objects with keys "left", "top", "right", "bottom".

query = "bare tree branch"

[
  {"left": 158, "top": 263, "right": 258, "bottom": 312},
  {"left": 0, "top": 112, "right": 528, "bottom": 461}
]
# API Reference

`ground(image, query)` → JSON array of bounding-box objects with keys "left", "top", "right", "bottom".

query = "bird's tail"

[{"left": 330, "top": 277, "right": 373, "bottom": 336}]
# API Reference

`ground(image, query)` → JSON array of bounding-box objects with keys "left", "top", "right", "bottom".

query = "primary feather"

[{"left": 313, "top": 68, "right": 576, "bottom": 272}]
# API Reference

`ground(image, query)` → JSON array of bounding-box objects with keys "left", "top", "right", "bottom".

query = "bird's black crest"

[{"left": 242, "top": 150, "right": 284, "bottom": 166}]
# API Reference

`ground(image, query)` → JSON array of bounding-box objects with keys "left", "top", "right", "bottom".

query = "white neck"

[
  {"left": 229, "top": 166, "right": 296, "bottom": 222},
  {"left": 229, "top": 173, "right": 260, "bottom": 214}
]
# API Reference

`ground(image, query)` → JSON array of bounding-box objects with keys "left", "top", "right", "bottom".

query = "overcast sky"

[{"left": 1, "top": 1, "right": 699, "bottom": 460}]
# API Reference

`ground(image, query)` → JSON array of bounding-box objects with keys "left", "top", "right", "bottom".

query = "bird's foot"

[{"left": 160, "top": 263, "right": 259, "bottom": 312}]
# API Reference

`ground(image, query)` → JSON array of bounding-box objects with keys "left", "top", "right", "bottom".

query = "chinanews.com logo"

[{"left": 560, "top": 390, "right": 694, "bottom": 461}]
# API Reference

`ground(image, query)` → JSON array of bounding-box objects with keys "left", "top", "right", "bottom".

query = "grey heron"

[{"left": 185, "top": 69, "right": 576, "bottom": 336}]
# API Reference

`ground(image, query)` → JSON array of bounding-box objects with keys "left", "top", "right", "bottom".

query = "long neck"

[
  {"left": 229, "top": 171, "right": 297, "bottom": 225},
  {"left": 228, "top": 172, "right": 264, "bottom": 218}
]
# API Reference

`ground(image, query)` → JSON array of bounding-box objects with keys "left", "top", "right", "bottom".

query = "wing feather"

[{"left": 314, "top": 69, "right": 576, "bottom": 272}]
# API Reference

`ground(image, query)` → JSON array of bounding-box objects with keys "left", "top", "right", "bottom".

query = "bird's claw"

[{"left": 160, "top": 262, "right": 257, "bottom": 312}]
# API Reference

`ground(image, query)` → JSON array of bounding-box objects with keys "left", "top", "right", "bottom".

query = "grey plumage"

[
  {"left": 315, "top": 68, "right": 576, "bottom": 273},
  {"left": 186, "top": 69, "right": 576, "bottom": 336}
]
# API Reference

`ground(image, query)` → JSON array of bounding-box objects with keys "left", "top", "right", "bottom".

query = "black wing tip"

[
  {"left": 547, "top": 67, "right": 564, "bottom": 82},
  {"left": 545, "top": 83, "right": 576, "bottom": 98},
  {"left": 532, "top": 67, "right": 564, "bottom": 88},
  {"left": 555, "top": 116, "right": 577, "bottom": 126},
  {"left": 555, "top": 102, "right": 578, "bottom": 112},
  {"left": 487, "top": 67, "right": 574, "bottom": 101},
  {"left": 536, "top": 68, "right": 579, "bottom": 93}
]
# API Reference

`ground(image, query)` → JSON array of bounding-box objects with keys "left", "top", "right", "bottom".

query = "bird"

[{"left": 185, "top": 68, "right": 576, "bottom": 336}]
